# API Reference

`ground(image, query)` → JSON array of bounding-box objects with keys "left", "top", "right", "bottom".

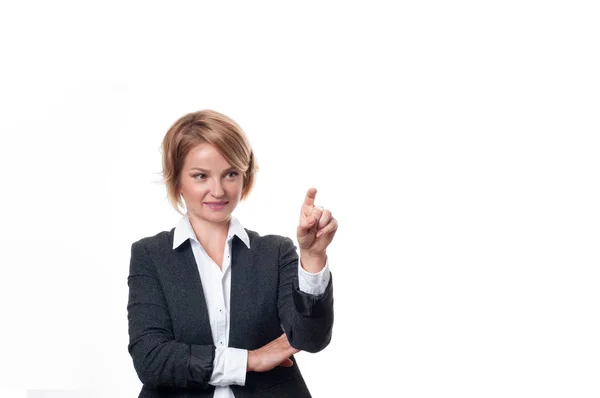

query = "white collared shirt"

[{"left": 172, "top": 213, "right": 330, "bottom": 398}]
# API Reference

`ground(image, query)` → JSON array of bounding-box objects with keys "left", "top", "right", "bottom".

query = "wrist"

[
  {"left": 247, "top": 350, "right": 257, "bottom": 372},
  {"left": 300, "top": 252, "right": 327, "bottom": 273}
]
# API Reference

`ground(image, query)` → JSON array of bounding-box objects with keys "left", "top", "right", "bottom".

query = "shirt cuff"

[
  {"left": 298, "top": 257, "right": 331, "bottom": 295},
  {"left": 210, "top": 347, "right": 248, "bottom": 387}
]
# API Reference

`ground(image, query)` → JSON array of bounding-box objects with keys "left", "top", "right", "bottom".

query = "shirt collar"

[{"left": 172, "top": 213, "right": 251, "bottom": 250}]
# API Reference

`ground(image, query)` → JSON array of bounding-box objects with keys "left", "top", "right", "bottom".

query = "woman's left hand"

[{"left": 297, "top": 188, "right": 338, "bottom": 256}]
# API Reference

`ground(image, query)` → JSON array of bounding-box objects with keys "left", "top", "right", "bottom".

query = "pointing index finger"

[{"left": 303, "top": 188, "right": 317, "bottom": 208}]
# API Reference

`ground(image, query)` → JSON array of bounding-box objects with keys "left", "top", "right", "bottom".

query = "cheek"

[
  {"left": 236, "top": 181, "right": 245, "bottom": 194},
  {"left": 227, "top": 181, "right": 244, "bottom": 197},
  {"left": 182, "top": 182, "right": 209, "bottom": 198}
]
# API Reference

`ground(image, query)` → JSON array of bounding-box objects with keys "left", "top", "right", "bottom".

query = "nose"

[{"left": 209, "top": 177, "right": 225, "bottom": 198}]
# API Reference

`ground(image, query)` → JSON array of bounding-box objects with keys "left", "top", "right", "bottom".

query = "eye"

[
  {"left": 226, "top": 171, "right": 239, "bottom": 178},
  {"left": 193, "top": 173, "right": 206, "bottom": 180}
]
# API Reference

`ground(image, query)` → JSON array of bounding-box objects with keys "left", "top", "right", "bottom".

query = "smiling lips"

[{"left": 205, "top": 201, "right": 228, "bottom": 210}]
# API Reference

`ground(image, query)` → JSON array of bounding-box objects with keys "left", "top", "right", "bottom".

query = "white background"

[{"left": 1, "top": 1, "right": 599, "bottom": 397}]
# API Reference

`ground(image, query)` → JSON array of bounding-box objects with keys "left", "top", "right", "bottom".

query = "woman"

[{"left": 127, "top": 110, "right": 337, "bottom": 398}]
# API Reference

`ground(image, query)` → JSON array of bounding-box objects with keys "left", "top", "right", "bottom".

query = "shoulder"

[
  {"left": 131, "top": 228, "right": 174, "bottom": 254},
  {"left": 245, "top": 229, "right": 296, "bottom": 253}
]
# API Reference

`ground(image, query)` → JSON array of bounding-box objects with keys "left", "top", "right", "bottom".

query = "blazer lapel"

[
  {"left": 229, "top": 235, "right": 257, "bottom": 348},
  {"left": 168, "top": 231, "right": 213, "bottom": 343}
]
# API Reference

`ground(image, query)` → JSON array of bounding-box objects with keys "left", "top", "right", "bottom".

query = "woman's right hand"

[{"left": 247, "top": 333, "right": 300, "bottom": 372}]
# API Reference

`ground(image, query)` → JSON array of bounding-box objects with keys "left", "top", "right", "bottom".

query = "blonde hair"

[{"left": 161, "top": 110, "right": 258, "bottom": 215}]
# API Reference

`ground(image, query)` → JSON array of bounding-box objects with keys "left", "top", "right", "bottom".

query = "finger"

[
  {"left": 299, "top": 207, "right": 322, "bottom": 236},
  {"left": 277, "top": 333, "right": 289, "bottom": 342},
  {"left": 276, "top": 333, "right": 300, "bottom": 354},
  {"left": 317, "top": 209, "right": 332, "bottom": 230},
  {"left": 276, "top": 338, "right": 301, "bottom": 359},
  {"left": 316, "top": 218, "right": 338, "bottom": 239},
  {"left": 298, "top": 218, "right": 317, "bottom": 238},
  {"left": 285, "top": 347, "right": 301, "bottom": 358},
  {"left": 299, "top": 212, "right": 318, "bottom": 230},
  {"left": 278, "top": 358, "right": 294, "bottom": 367},
  {"left": 302, "top": 188, "right": 317, "bottom": 209},
  {"left": 311, "top": 206, "right": 324, "bottom": 225}
]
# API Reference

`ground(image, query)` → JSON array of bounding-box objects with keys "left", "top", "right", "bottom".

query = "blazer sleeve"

[
  {"left": 277, "top": 237, "right": 334, "bottom": 353},
  {"left": 127, "top": 241, "right": 215, "bottom": 390}
]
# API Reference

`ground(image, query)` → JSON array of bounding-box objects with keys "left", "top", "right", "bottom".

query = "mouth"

[{"left": 204, "top": 201, "right": 228, "bottom": 210}]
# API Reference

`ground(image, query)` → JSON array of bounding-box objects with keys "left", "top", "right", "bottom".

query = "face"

[{"left": 179, "top": 143, "right": 244, "bottom": 226}]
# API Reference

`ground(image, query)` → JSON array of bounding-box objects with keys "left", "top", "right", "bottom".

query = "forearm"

[
  {"left": 278, "top": 238, "right": 334, "bottom": 353},
  {"left": 129, "top": 337, "right": 215, "bottom": 389},
  {"left": 299, "top": 252, "right": 327, "bottom": 273},
  {"left": 298, "top": 256, "right": 331, "bottom": 295},
  {"left": 286, "top": 275, "right": 334, "bottom": 352},
  {"left": 209, "top": 347, "right": 248, "bottom": 386}
]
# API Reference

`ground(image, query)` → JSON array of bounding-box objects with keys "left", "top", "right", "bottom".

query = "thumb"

[
  {"left": 297, "top": 222, "right": 314, "bottom": 239},
  {"left": 298, "top": 213, "right": 318, "bottom": 236}
]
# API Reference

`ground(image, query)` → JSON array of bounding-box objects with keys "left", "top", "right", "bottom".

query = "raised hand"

[{"left": 297, "top": 188, "right": 338, "bottom": 257}]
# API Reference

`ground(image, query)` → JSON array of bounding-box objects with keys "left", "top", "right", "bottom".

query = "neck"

[{"left": 187, "top": 213, "right": 230, "bottom": 248}]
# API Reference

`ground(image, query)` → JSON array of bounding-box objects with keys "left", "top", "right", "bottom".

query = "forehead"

[{"left": 183, "top": 143, "right": 232, "bottom": 169}]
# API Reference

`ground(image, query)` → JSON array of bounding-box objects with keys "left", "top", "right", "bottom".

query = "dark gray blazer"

[{"left": 127, "top": 226, "right": 334, "bottom": 398}]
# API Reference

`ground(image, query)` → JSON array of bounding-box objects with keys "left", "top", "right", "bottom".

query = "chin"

[{"left": 202, "top": 211, "right": 231, "bottom": 222}]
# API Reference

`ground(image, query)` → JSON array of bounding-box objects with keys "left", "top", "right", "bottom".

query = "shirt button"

[
  {"left": 219, "top": 308, "right": 223, "bottom": 313},
  {"left": 220, "top": 341, "right": 224, "bottom": 346}
]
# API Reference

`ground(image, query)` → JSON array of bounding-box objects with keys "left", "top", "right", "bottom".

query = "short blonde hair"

[{"left": 161, "top": 110, "right": 258, "bottom": 214}]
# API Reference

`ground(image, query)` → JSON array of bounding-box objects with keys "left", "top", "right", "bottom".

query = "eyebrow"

[{"left": 188, "top": 167, "right": 237, "bottom": 172}]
